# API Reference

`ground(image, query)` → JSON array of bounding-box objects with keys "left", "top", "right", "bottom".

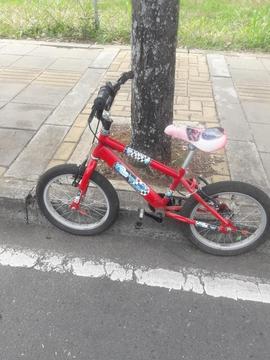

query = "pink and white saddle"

[{"left": 164, "top": 124, "right": 227, "bottom": 153}]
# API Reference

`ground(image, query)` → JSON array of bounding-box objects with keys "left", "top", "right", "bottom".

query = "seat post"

[{"left": 182, "top": 144, "right": 196, "bottom": 169}]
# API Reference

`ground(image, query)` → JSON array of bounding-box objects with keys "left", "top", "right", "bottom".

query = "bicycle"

[{"left": 36, "top": 71, "right": 270, "bottom": 256}]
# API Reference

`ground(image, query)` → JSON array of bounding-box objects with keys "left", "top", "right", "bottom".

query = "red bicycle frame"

[{"left": 74, "top": 131, "right": 236, "bottom": 232}]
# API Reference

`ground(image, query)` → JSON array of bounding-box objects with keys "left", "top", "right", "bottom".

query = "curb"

[
  {"left": 0, "top": 182, "right": 143, "bottom": 216},
  {"left": 0, "top": 180, "right": 180, "bottom": 237}
]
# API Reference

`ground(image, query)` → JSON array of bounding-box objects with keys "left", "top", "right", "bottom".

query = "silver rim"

[
  {"left": 190, "top": 192, "right": 267, "bottom": 251},
  {"left": 43, "top": 174, "right": 110, "bottom": 231}
]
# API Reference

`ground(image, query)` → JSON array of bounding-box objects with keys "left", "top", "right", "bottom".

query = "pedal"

[
  {"left": 135, "top": 208, "right": 144, "bottom": 229},
  {"left": 144, "top": 211, "right": 163, "bottom": 223}
]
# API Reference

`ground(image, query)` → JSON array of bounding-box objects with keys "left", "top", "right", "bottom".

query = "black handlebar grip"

[{"left": 94, "top": 83, "right": 114, "bottom": 111}]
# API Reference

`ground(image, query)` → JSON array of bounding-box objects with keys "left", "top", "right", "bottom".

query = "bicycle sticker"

[
  {"left": 114, "top": 162, "right": 150, "bottom": 196},
  {"left": 124, "top": 147, "right": 151, "bottom": 165},
  {"left": 186, "top": 127, "right": 201, "bottom": 142}
]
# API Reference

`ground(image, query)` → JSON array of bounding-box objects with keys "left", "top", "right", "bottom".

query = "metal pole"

[{"left": 93, "top": 0, "right": 100, "bottom": 30}]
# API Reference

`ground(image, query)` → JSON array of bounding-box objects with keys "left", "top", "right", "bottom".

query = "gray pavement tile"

[
  {"left": 261, "top": 58, "right": 270, "bottom": 72},
  {"left": 0, "top": 101, "right": 7, "bottom": 109},
  {"left": 62, "top": 48, "right": 101, "bottom": 59},
  {"left": 46, "top": 68, "right": 104, "bottom": 126},
  {"left": 0, "top": 129, "right": 34, "bottom": 167},
  {"left": 250, "top": 123, "right": 270, "bottom": 153},
  {"left": 48, "top": 58, "right": 93, "bottom": 72},
  {"left": 226, "top": 56, "right": 265, "bottom": 70},
  {"left": 13, "top": 83, "right": 71, "bottom": 106},
  {"left": 0, "top": 54, "right": 21, "bottom": 67},
  {"left": 216, "top": 102, "right": 252, "bottom": 141},
  {"left": 0, "top": 103, "right": 54, "bottom": 130},
  {"left": 260, "top": 153, "right": 270, "bottom": 183},
  {"left": 207, "top": 54, "right": 230, "bottom": 78},
  {"left": 0, "top": 44, "right": 37, "bottom": 55},
  {"left": 6, "top": 124, "right": 68, "bottom": 180},
  {"left": 69, "top": 126, "right": 93, "bottom": 164},
  {"left": 90, "top": 48, "right": 120, "bottom": 69},
  {"left": 226, "top": 140, "right": 269, "bottom": 189},
  {"left": 212, "top": 77, "right": 239, "bottom": 104},
  {"left": 28, "top": 46, "right": 69, "bottom": 58},
  {"left": 230, "top": 68, "right": 270, "bottom": 84},
  {"left": 10, "top": 56, "right": 55, "bottom": 70},
  {"left": 0, "top": 82, "right": 29, "bottom": 102},
  {"left": 242, "top": 101, "right": 270, "bottom": 124}
]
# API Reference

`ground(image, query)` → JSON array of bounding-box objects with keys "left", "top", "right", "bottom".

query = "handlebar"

[{"left": 88, "top": 70, "right": 134, "bottom": 127}]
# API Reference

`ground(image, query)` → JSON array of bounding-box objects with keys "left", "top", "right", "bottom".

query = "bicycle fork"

[{"left": 69, "top": 158, "right": 98, "bottom": 210}]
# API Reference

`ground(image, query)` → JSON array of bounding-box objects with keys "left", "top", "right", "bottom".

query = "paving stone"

[
  {"left": 46, "top": 159, "right": 65, "bottom": 170},
  {"left": 250, "top": 123, "right": 270, "bottom": 152},
  {"left": 203, "top": 107, "right": 216, "bottom": 117},
  {"left": 64, "top": 126, "right": 84, "bottom": 142},
  {"left": 62, "top": 48, "right": 101, "bottom": 59},
  {"left": 48, "top": 58, "right": 93, "bottom": 72},
  {"left": 0, "top": 54, "right": 21, "bottom": 67},
  {"left": 0, "top": 44, "right": 37, "bottom": 55},
  {"left": 230, "top": 68, "right": 270, "bottom": 84},
  {"left": 216, "top": 101, "right": 252, "bottom": 141},
  {"left": 29, "top": 46, "right": 69, "bottom": 58},
  {"left": 212, "top": 77, "right": 239, "bottom": 104},
  {"left": 260, "top": 153, "right": 270, "bottom": 184},
  {"left": 0, "top": 166, "right": 6, "bottom": 177},
  {"left": 13, "top": 83, "right": 71, "bottom": 106},
  {"left": 189, "top": 100, "right": 202, "bottom": 111},
  {"left": 73, "top": 114, "right": 89, "bottom": 128},
  {"left": 10, "top": 56, "right": 55, "bottom": 70},
  {"left": 0, "top": 68, "right": 39, "bottom": 82},
  {"left": 261, "top": 58, "right": 270, "bottom": 72},
  {"left": 0, "top": 101, "right": 6, "bottom": 109},
  {"left": 242, "top": 101, "right": 270, "bottom": 124},
  {"left": 69, "top": 123, "right": 97, "bottom": 164},
  {"left": 226, "top": 56, "right": 265, "bottom": 70},
  {"left": 46, "top": 68, "right": 104, "bottom": 126},
  {"left": 207, "top": 54, "right": 230, "bottom": 78},
  {"left": 208, "top": 175, "right": 231, "bottom": 183},
  {"left": 0, "top": 103, "right": 54, "bottom": 130},
  {"left": 54, "top": 142, "right": 76, "bottom": 160},
  {"left": 6, "top": 124, "right": 68, "bottom": 180},
  {"left": 34, "top": 70, "right": 80, "bottom": 87},
  {"left": 211, "top": 161, "right": 230, "bottom": 176},
  {"left": 90, "top": 48, "right": 120, "bottom": 69},
  {"left": 0, "top": 129, "right": 34, "bottom": 166},
  {"left": 0, "top": 82, "right": 28, "bottom": 102},
  {"left": 226, "top": 140, "right": 269, "bottom": 189}
]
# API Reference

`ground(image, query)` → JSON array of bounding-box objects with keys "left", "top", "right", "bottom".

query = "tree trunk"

[{"left": 131, "top": 0, "right": 179, "bottom": 163}]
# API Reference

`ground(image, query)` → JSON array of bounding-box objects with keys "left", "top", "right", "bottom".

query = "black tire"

[
  {"left": 181, "top": 181, "right": 270, "bottom": 256},
  {"left": 36, "top": 164, "right": 119, "bottom": 236}
]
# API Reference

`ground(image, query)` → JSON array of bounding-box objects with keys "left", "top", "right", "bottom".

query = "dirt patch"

[{"left": 98, "top": 124, "right": 225, "bottom": 189}]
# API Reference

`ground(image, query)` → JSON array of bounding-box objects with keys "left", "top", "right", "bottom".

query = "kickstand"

[{"left": 135, "top": 208, "right": 144, "bottom": 229}]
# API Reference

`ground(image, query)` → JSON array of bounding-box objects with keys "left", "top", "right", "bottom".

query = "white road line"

[{"left": 0, "top": 245, "right": 270, "bottom": 303}]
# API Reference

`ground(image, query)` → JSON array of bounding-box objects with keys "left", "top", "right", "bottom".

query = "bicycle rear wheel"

[
  {"left": 36, "top": 164, "right": 119, "bottom": 235},
  {"left": 181, "top": 181, "right": 270, "bottom": 255}
]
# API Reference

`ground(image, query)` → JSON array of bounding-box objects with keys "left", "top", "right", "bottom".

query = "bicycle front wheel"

[
  {"left": 181, "top": 181, "right": 270, "bottom": 255},
  {"left": 36, "top": 164, "right": 119, "bottom": 235}
]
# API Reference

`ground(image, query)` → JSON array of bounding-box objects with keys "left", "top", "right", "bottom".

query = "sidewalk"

[{"left": 0, "top": 39, "right": 269, "bottom": 203}]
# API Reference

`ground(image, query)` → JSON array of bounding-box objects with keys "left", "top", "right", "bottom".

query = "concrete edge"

[
  {"left": 1, "top": 39, "right": 270, "bottom": 58},
  {"left": 0, "top": 184, "right": 182, "bottom": 238},
  {"left": 0, "top": 178, "right": 144, "bottom": 220}
]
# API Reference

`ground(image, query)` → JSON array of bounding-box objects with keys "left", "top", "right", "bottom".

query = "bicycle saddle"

[{"left": 164, "top": 124, "right": 227, "bottom": 152}]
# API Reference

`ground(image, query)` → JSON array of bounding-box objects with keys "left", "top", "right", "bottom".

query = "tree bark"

[{"left": 131, "top": 0, "right": 179, "bottom": 163}]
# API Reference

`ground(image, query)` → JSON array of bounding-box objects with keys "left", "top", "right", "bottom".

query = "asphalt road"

[{"left": 0, "top": 213, "right": 270, "bottom": 360}]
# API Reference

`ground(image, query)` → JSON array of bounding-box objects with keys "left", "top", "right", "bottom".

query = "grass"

[{"left": 0, "top": 0, "right": 269, "bottom": 51}]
